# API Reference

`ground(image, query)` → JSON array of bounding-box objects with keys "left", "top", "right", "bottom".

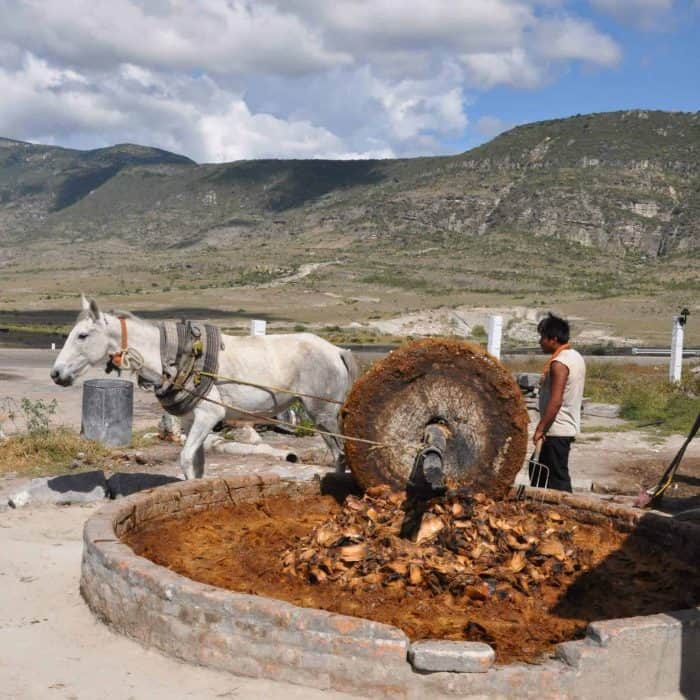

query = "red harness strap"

[{"left": 110, "top": 316, "right": 129, "bottom": 367}]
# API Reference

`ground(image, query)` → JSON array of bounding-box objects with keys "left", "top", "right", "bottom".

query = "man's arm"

[{"left": 533, "top": 361, "right": 569, "bottom": 444}]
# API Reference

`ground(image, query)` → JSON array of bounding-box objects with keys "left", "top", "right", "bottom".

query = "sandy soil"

[{"left": 0, "top": 504, "right": 359, "bottom": 700}]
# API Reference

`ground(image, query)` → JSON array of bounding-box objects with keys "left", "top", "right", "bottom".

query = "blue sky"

[
  {"left": 0, "top": 0, "right": 697, "bottom": 161},
  {"left": 457, "top": 0, "right": 700, "bottom": 149}
]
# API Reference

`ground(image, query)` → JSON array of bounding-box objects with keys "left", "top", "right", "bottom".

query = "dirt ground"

[
  {"left": 0, "top": 504, "right": 360, "bottom": 700},
  {"left": 1, "top": 348, "right": 699, "bottom": 698}
]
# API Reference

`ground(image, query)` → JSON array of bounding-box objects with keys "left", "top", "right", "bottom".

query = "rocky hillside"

[
  {"left": 0, "top": 138, "right": 193, "bottom": 242},
  {"left": 1, "top": 110, "right": 698, "bottom": 257}
]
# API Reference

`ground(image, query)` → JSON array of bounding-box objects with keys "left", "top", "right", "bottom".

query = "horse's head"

[{"left": 51, "top": 296, "right": 113, "bottom": 386}]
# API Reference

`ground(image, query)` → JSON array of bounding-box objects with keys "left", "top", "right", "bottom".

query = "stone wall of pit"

[{"left": 81, "top": 475, "right": 700, "bottom": 699}]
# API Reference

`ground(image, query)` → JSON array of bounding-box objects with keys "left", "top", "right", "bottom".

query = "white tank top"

[{"left": 538, "top": 348, "right": 586, "bottom": 437}]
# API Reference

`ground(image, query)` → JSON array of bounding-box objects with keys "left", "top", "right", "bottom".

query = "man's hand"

[{"left": 533, "top": 427, "right": 545, "bottom": 446}]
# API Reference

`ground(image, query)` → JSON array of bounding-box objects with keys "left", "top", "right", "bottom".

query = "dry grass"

[{"left": 0, "top": 427, "right": 111, "bottom": 478}]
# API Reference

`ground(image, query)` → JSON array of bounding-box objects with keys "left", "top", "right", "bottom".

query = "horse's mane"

[
  {"left": 110, "top": 310, "right": 140, "bottom": 320},
  {"left": 76, "top": 309, "right": 145, "bottom": 323}
]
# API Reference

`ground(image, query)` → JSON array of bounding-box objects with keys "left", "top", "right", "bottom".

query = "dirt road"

[{"left": 0, "top": 349, "right": 162, "bottom": 434}]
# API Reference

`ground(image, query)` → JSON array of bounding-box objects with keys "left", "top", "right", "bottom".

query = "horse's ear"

[
  {"left": 88, "top": 298, "right": 102, "bottom": 322},
  {"left": 81, "top": 293, "right": 90, "bottom": 312}
]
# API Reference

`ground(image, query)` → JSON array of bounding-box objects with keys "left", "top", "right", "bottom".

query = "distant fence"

[{"left": 631, "top": 347, "right": 700, "bottom": 357}]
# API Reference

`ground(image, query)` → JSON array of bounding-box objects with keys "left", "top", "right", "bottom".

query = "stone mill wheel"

[{"left": 340, "top": 339, "right": 529, "bottom": 499}]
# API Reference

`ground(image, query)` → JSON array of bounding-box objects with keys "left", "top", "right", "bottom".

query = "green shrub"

[
  {"left": 20, "top": 398, "right": 57, "bottom": 434},
  {"left": 620, "top": 385, "right": 699, "bottom": 435},
  {"left": 471, "top": 324, "right": 486, "bottom": 340},
  {"left": 581, "top": 362, "right": 699, "bottom": 434}
]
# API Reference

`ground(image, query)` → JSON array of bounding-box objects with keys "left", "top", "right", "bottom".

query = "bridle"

[{"left": 103, "top": 315, "right": 158, "bottom": 389}]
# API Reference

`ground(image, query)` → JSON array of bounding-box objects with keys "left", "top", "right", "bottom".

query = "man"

[{"left": 531, "top": 313, "right": 586, "bottom": 492}]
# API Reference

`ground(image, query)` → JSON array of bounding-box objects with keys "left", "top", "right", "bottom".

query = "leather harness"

[{"left": 106, "top": 317, "right": 221, "bottom": 416}]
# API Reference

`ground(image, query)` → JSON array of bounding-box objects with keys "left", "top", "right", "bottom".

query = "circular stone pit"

[{"left": 82, "top": 474, "right": 700, "bottom": 699}]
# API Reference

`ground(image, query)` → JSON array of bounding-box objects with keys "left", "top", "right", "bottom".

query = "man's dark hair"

[{"left": 537, "top": 313, "right": 570, "bottom": 344}]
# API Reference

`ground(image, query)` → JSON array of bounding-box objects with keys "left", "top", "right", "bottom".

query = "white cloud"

[
  {"left": 369, "top": 65, "right": 468, "bottom": 142},
  {"left": 304, "top": 0, "right": 533, "bottom": 54},
  {"left": 588, "top": 0, "right": 674, "bottom": 29},
  {"left": 0, "top": 52, "right": 394, "bottom": 161},
  {"left": 0, "top": 1, "right": 626, "bottom": 160},
  {"left": 535, "top": 18, "right": 621, "bottom": 65},
  {"left": 0, "top": 0, "right": 351, "bottom": 76},
  {"left": 198, "top": 100, "right": 393, "bottom": 161},
  {"left": 462, "top": 48, "right": 543, "bottom": 89},
  {"left": 462, "top": 17, "right": 620, "bottom": 90}
]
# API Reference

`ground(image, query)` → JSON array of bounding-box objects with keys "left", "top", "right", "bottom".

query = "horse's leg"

[
  {"left": 180, "top": 400, "right": 225, "bottom": 479},
  {"left": 192, "top": 442, "right": 205, "bottom": 479},
  {"left": 302, "top": 399, "right": 346, "bottom": 473}
]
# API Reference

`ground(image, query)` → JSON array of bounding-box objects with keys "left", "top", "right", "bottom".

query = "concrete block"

[
  {"left": 8, "top": 470, "right": 107, "bottom": 507},
  {"left": 408, "top": 640, "right": 495, "bottom": 673},
  {"left": 516, "top": 372, "right": 541, "bottom": 390},
  {"left": 583, "top": 402, "right": 621, "bottom": 418},
  {"left": 227, "top": 424, "right": 262, "bottom": 444},
  {"left": 566, "top": 612, "right": 700, "bottom": 699},
  {"left": 107, "top": 472, "right": 182, "bottom": 498}
]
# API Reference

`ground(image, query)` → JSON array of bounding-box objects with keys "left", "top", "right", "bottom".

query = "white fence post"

[
  {"left": 487, "top": 315, "right": 503, "bottom": 360},
  {"left": 250, "top": 319, "right": 267, "bottom": 336},
  {"left": 669, "top": 315, "right": 684, "bottom": 383}
]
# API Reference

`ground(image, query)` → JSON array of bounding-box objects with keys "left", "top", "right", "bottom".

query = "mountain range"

[{"left": 2, "top": 109, "right": 698, "bottom": 259}]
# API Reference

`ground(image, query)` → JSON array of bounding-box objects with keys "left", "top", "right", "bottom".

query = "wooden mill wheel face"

[{"left": 341, "top": 339, "right": 529, "bottom": 498}]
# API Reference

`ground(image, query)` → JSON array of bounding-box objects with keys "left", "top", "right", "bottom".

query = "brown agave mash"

[
  {"left": 126, "top": 487, "right": 698, "bottom": 663},
  {"left": 283, "top": 486, "right": 595, "bottom": 600}
]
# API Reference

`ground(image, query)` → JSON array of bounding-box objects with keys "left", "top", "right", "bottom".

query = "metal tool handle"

[{"left": 531, "top": 437, "right": 543, "bottom": 464}]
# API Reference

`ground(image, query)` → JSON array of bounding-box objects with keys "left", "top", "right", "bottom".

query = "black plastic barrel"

[{"left": 81, "top": 378, "right": 133, "bottom": 447}]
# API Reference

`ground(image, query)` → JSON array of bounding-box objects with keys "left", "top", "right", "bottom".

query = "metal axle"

[{"left": 407, "top": 422, "right": 450, "bottom": 499}]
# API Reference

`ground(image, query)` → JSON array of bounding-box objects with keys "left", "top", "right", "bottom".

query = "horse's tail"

[{"left": 339, "top": 348, "right": 359, "bottom": 393}]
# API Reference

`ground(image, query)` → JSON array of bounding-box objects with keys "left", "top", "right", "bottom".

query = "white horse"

[{"left": 51, "top": 296, "right": 358, "bottom": 479}]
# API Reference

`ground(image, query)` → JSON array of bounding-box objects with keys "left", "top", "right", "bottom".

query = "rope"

[
  {"left": 196, "top": 370, "right": 344, "bottom": 405},
  {"left": 172, "top": 380, "right": 392, "bottom": 449},
  {"left": 117, "top": 347, "right": 416, "bottom": 455},
  {"left": 118, "top": 347, "right": 144, "bottom": 372}
]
